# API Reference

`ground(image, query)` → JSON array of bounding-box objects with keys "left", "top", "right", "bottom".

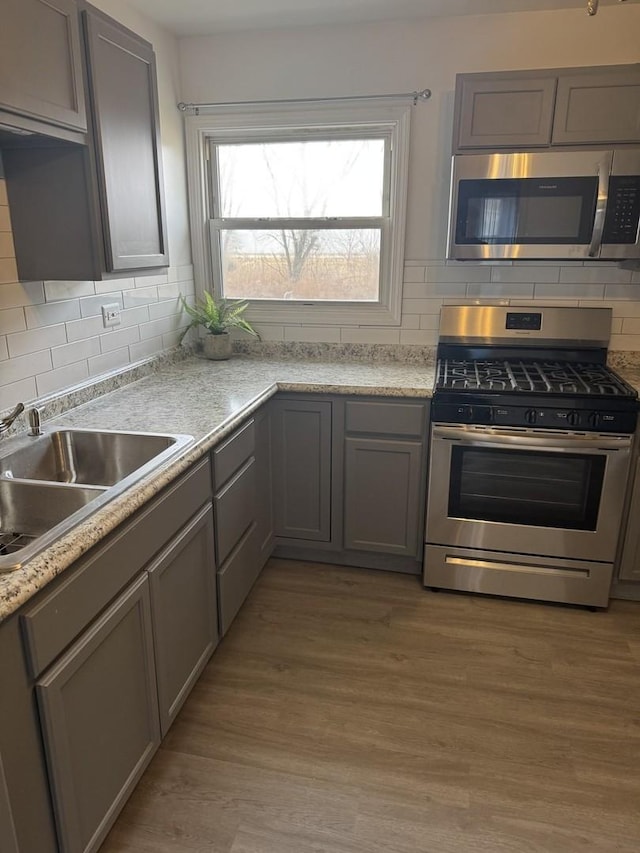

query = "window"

[{"left": 185, "top": 102, "right": 411, "bottom": 326}]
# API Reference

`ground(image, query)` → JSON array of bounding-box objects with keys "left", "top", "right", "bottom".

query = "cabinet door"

[
  {"left": 456, "top": 74, "right": 557, "bottom": 150},
  {"left": 82, "top": 6, "right": 169, "bottom": 271},
  {"left": 0, "top": 754, "right": 19, "bottom": 853},
  {"left": 37, "top": 574, "right": 160, "bottom": 853},
  {"left": 344, "top": 437, "right": 423, "bottom": 557},
  {"left": 619, "top": 457, "right": 640, "bottom": 582},
  {"left": 254, "top": 404, "right": 275, "bottom": 566},
  {"left": 0, "top": 0, "right": 86, "bottom": 132},
  {"left": 272, "top": 399, "right": 332, "bottom": 541},
  {"left": 148, "top": 505, "right": 217, "bottom": 737},
  {"left": 553, "top": 69, "right": 640, "bottom": 145}
]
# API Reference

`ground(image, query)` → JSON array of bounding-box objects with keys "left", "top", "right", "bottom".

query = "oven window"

[
  {"left": 448, "top": 446, "right": 605, "bottom": 530},
  {"left": 455, "top": 177, "right": 598, "bottom": 245}
]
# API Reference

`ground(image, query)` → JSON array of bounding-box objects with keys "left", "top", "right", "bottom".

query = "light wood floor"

[{"left": 102, "top": 558, "right": 640, "bottom": 853}]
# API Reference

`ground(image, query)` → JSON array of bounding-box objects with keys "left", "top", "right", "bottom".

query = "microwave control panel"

[{"left": 603, "top": 176, "right": 640, "bottom": 244}]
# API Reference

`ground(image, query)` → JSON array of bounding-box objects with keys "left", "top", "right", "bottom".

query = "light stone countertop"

[{"left": 0, "top": 355, "right": 436, "bottom": 622}]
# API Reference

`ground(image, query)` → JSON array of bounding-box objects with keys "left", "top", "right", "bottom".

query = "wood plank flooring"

[{"left": 101, "top": 558, "right": 640, "bottom": 853}]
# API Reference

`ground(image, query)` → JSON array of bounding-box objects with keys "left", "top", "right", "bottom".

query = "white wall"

[
  {"left": 0, "top": 0, "right": 194, "bottom": 410},
  {"left": 179, "top": 4, "right": 640, "bottom": 348}
]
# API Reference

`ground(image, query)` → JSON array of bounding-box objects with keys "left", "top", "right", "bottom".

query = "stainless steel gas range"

[{"left": 424, "top": 305, "right": 639, "bottom": 608}]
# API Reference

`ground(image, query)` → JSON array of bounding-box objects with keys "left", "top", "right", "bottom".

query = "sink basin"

[
  {"left": 0, "top": 429, "right": 183, "bottom": 487},
  {"left": 0, "top": 427, "right": 193, "bottom": 572},
  {"left": 0, "top": 479, "right": 106, "bottom": 555}
]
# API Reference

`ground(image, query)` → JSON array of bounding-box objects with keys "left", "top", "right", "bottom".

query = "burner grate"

[{"left": 0, "top": 531, "right": 36, "bottom": 556}]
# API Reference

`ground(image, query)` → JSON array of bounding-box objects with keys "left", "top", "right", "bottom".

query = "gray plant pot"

[{"left": 202, "top": 332, "right": 232, "bottom": 360}]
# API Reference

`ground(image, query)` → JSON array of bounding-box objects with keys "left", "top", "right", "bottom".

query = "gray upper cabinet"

[
  {"left": 618, "top": 457, "right": 640, "bottom": 583},
  {"left": 81, "top": 4, "right": 168, "bottom": 272},
  {"left": 0, "top": 0, "right": 86, "bottom": 136},
  {"left": 454, "top": 64, "right": 640, "bottom": 153},
  {"left": 37, "top": 574, "right": 160, "bottom": 853},
  {"left": 148, "top": 505, "right": 217, "bottom": 737},
  {"left": 272, "top": 398, "right": 332, "bottom": 542},
  {"left": 455, "top": 74, "right": 557, "bottom": 150},
  {"left": 552, "top": 68, "right": 640, "bottom": 145},
  {"left": 1, "top": 2, "right": 169, "bottom": 281}
]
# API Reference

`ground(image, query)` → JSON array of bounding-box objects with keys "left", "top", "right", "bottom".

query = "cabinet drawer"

[
  {"left": 22, "top": 456, "right": 212, "bottom": 678},
  {"left": 345, "top": 400, "right": 426, "bottom": 438},
  {"left": 214, "top": 457, "right": 256, "bottom": 564},
  {"left": 213, "top": 419, "right": 255, "bottom": 488},
  {"left": 218, "top": 523, "right": 260, "bottom": 636}
]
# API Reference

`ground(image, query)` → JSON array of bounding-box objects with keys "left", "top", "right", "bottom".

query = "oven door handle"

[{"left": 431, "top": 424, "right": 632, "bottom": 452}]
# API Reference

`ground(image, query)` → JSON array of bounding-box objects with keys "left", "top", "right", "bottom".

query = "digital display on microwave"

[{"left": 455, "top": 177, "right": 598, "bottom": 245}]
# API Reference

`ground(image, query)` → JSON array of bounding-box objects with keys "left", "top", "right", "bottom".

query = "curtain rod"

[{"left": 177, "top": 88, "right": 432, "bottom": 114}]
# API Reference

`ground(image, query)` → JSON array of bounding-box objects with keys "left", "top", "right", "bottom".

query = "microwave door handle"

[{"left": 588, "top": 156, "right": 611, "bottom": 258}]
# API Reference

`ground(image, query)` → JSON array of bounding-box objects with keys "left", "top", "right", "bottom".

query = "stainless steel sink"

[
  {"left": 0, "top": 429, "right": 182, "bottom": 486},
  {"left": 0, "top": 428, "right": 193, "bottom": 573}
]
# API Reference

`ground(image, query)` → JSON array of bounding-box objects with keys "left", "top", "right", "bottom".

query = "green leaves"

[{"left": 178, "top": 291, "right": 260, "bottom": 344}]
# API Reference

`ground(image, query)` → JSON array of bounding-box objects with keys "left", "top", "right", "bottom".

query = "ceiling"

[{"left": 127, "top": 0, "right": 638, "bottom": 36}]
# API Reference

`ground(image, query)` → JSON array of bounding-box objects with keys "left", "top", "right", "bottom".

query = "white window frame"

[{"left": 184, "top": 101, "right": 411, "bottom": 326}]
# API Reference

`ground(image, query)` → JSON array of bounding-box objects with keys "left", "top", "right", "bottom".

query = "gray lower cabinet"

[
  {"left": 0, "top": 0, "right": 86, "bottom": 136},
  {"left": 0, "top": 753, "right": 20, "bottom": 853},
  {"left": 36, "top": 574, "right": 160, "bottom": 853},
  {"left": 272, "top": 398, "right": 332, "bottom": 542},
  {"left": 618, "top": 456, "right": 640, "bottom": 582},
  {"left": 344, "top": 437, "right": 423, "bottom": 557},
  {"left": 213, "top": 417, "right": 271, "bottom": 636},
  {"left": 148, "top": 505, "right": 217, "bottom": 737}
]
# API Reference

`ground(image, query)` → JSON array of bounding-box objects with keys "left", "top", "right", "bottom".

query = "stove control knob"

[
  {"left": 567, "top": 410, "right": 581, "bottom": 427},
  {"left": 588, "top": 411, "right": 600, "bottom": 429},
  {"left": 525, "top": 408, "right": 537, "bottom": 425}
]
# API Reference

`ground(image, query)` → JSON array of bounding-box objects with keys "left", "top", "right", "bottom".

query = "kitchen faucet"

[{"left": 0, "top": 402, "right": 25, "bottom": 434}]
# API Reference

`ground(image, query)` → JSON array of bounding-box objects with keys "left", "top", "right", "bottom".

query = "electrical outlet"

[{"left": 102, "top": 303, "right": 121, "bottom": 328}]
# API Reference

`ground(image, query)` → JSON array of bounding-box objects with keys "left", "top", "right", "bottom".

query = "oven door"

[{"left": 426, "top": 424, "right": 632, "bottom": 563}]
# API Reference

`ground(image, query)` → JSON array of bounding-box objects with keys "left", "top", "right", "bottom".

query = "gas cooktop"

[{"left": 436, "top": 358, "right": 636, "bottom": 397}]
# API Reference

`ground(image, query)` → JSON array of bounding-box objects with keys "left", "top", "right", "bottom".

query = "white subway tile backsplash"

[
  {"left": 138, "top": 314, "right": 184, "bottom": 341},
  {"left": 0, "top": 206, "right": 11, "bottom": 232},
  {"left": 419, "top": 315, "right": 440, "bottom": 330},
  {"left": 427, "top": 265, "right": 491, "bottom": 284},
  {"left": 251, "top": 324, "right": 285, "bottom": 342},
  {"left": 0, "top": 307, "right": 26, "bottom": 335},
  {"left": 284, "top": 325, "right": 341, "bottom": 343},
  {"left": 402, "top": 282, "right": 430, "bottom": 299},
  {"left": 0, "top": 336, "right": 7, "bottom": 361},
  {"left": 399, "top": 329, "right": 437, "bottom": 345},
  {"left": 162, "top": 330, "right": 186, "bottom": 350},
  {"left": 176, "top": 264, "right": 194, "bottom": 282},
  {"left": 134, "top": 272, "right": 168, "bottom": 288},
  {"left": 25, "top": 300, "right": 80, "bottom": 329},
  {"left": 123, "top": 286, "right": 159, "bottom": 309},
  {"left": 44, "top": 280, "right": 95, "bottom": 301},
  {"left": 400, "top": 315, "right": 420, "bottom": 329},
  {"left": 611, "top": 301, "right": 640, "bottom": 318},
  {"left": 402, "top": 298, "right": 443, "bottom": 316},
  {"left": 604, "top": 284, "right": 640, "bottom": 300},
  {"left": 0, "top": 281, "right": 44, "bottom": 310},
  {"left": 36, "top": 361, "right": 89, "bottom": 397},
  {"left": 7, "top": 324, "right": 66, "bottom": 358},
  {"left": 79, "top": 293, "right": 123, "bottom": 318},
  {"left": 148, "top": 297, "right": 182, "bottom": 321},
  {"left": 129, "top": 336, "right": 165, "bottom": 361},
  {"left": 66, "top": 315, "right": 106, "bottom": 342},
  {"left": 100, "top": 325, "right": 140, "bottom": 353},
  {"left": 467, "top": 282, "right": 535, "bottom": 298},
  {"left": 424, "top": 282, "right": 467, "bottom": 298},
  {"left": 0, "top": 181, "right": 8, "bottom": 207},
  {"left": 94, "top": 278, "right": 135, "bottom": 294},
  {"left": 51, "top": 338, "right": 101, "bottom": 369},
  {"left": 402, "top": 266, "right": 425, "bottom": 283},
  {"left": 0, "top": 377, "right": 37, "bottom": 410},
  {"left": 3, "top": 349, "right": 52, "bottom": 385},
  {"left": 491, "top": 265, "right": 560, "bottom": 283},
  {"left": 621, "top": 317, "right": 640, "bottom": 334},
  {"left": 534, "top": 283, "right": 605, "bottom": 299},
  {"left": 610, "top": 334, "right": 640, "bottom": 351},
  {"left": 88, "top": 347, "right": 130, "bottom": 377},
  {"left": 119, "top": 304, "right": 151, "bottom": 328},
  {"left": 340, "top": 328, "right": 400, "bottom": 344},
  {"left": 559, "top": 266, "right": 633, "bottom": 285},
  {"left": 156, "top": 282, "right": 184, "bottom": 300}
]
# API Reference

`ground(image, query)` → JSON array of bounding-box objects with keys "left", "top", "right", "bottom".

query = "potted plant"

[{"left": 179, "top": 291, "right": 259, "bottom": 360}]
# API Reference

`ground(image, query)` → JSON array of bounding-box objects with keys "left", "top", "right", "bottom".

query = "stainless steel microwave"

[{"left": 447, "top": 149, "right": 640, "bottom": 261}]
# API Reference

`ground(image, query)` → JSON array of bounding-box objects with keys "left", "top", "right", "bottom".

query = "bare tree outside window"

[{"left": 214, "top": 138, "right": 386, "bottom": 302}]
